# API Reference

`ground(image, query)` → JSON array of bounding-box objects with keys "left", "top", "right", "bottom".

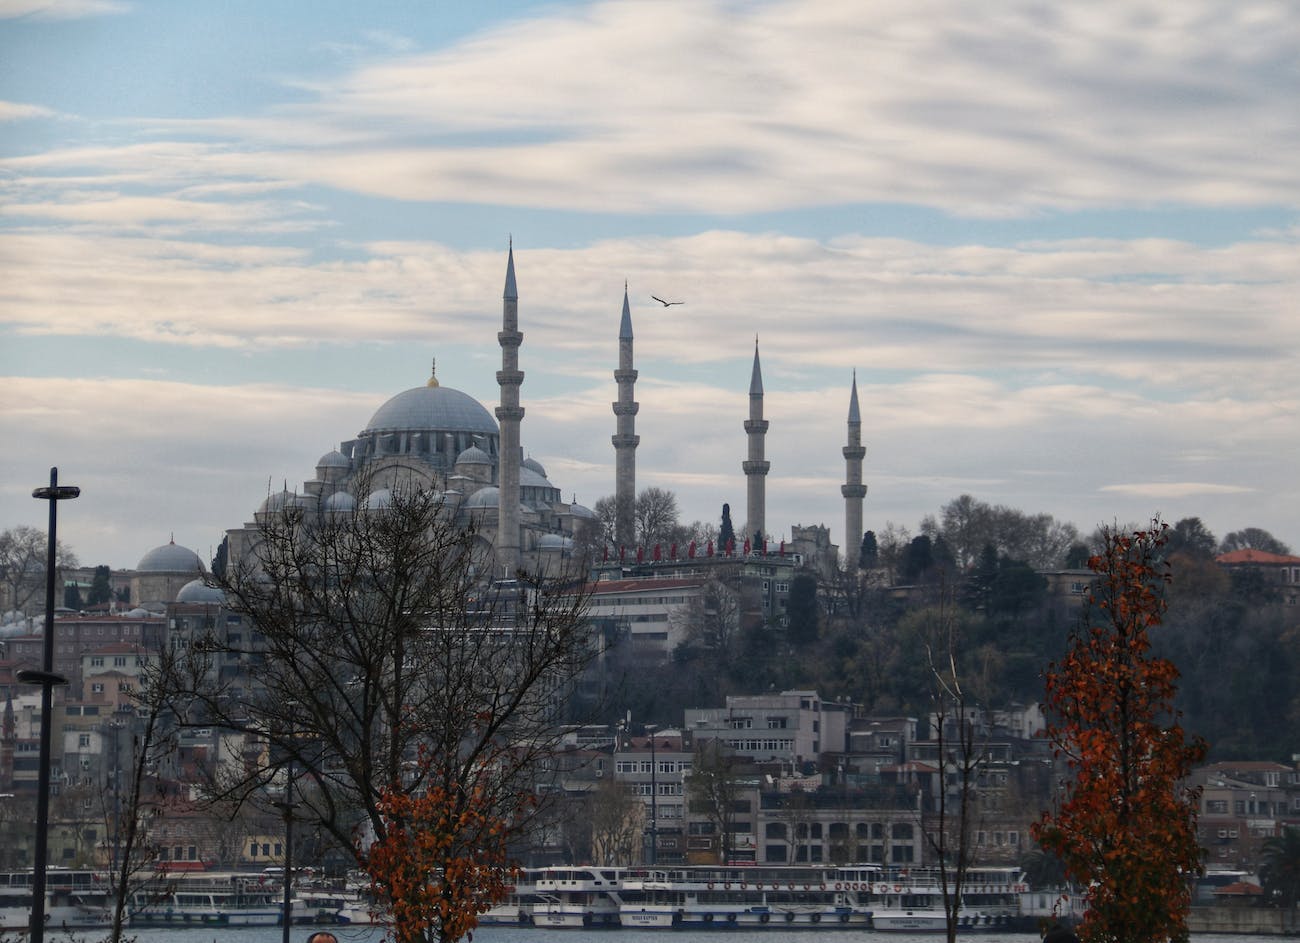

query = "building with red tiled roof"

[{"left": 1215, "top": 548, "right": 1300, "bottom": 605}]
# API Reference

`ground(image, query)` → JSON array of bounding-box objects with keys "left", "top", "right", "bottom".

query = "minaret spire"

[
  {"left": 496, "top": 240, "right": 524, "bottom": 575},
  {"left": 612, "top": 284, "right": 640, "bottom": 551},
  {"left": 743, "top": 337, "right": 770, "bottom": 545},
  {"left": 842, "top": 370, "right": 868, "bottom": 567}
]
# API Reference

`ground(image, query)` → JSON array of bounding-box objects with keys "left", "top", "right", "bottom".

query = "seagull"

[{"left": 651, "top": 295, "right": 684, "bottom": 307}]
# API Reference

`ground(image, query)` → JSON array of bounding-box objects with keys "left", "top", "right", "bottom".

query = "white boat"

[
  {"left": 617, "top": 866, "right": 873, "bottom": 929},
  {"left": 868, "top": 866, "right": 1027, "bottom": 932},
  {"left": 531, "top": 866, "right": 625, "bottom": 928},
  {"left": 0, "top": 869, "right": 113, "bottom": 930},
  {"left": 128, "top": 870, "right": 283, "bottom": 926}
]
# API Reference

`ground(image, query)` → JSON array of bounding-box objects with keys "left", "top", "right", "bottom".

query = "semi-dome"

[
  {"left": 537, "top": 533, "right": 574, "bottom": 551},
  {"left": 176, "top": 579, "right": 225, "bottom": 604},
  {"left": 522, "top": 456, "right": 547, "bottom": 478},
  {"left": 520, "top": 466, "right": 554, "bottom": 489},
  {"left": 137, "top": 540, "right": 204, "bottom": 574},
  {"left": 364, "top": 385, "right": 498, "bottom": 438},
  {"left": 570, "top": 502, "right": 596, "bottom": 520},
  {"left": 316, "top": 449, "right": 349, "bottom": 470}
]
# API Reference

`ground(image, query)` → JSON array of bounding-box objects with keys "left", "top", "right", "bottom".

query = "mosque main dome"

[
  {"left": 363, "top": 385, "right": 498, "bottom": 438},
  {"left": 137, "top": 540, "right": 204, "bottom": 574}
]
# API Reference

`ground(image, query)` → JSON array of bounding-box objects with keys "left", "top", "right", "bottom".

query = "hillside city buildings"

[{"left": 2, "top": 247, "right": 1297, "bottom": 881}]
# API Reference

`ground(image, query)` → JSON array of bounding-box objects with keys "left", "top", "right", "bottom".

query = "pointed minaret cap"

[
  {"left": 503, "top": 237, "right": 518, "bottom": 301},
  {"left": 749, "top": 335, "right": 763, "bottom": 395},
  {"left": 620, "top": 282, "right": 633, "bottom": 340},
  {"left": 427, "top": 357, "right": 440, "bottom": 388},
  {"left": 848, "top": 370, "right": 860, "bottom": 422}
]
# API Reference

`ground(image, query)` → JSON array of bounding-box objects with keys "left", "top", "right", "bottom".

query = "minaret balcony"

[
  {"left": 744, "top": 419, "right": 770, "bottom": 434},
  {"left": 742, "top": 460, "right": 771, "bottom": 475},
  {"left": 612, "top": 402, "right": 640, "bottom": 416}
]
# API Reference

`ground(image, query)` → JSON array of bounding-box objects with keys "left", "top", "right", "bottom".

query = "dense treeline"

[{"left": 613, "top": 497, "right": 1298, "bottom": 763}]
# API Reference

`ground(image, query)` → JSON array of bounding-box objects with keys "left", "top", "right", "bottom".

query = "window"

[
  {"left": 113, "top": 656, "right": 127, "bottom": 667},
  {"left": 91, "top": 683, "right": 104, "bottom": 694},
  {"left": 78, "top": 734, "right": 90, "bottom": 747}
]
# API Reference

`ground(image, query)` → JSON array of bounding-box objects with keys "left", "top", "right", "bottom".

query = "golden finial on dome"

[{"left": 426, "top": 357, "right": 440, "bottom": 388}]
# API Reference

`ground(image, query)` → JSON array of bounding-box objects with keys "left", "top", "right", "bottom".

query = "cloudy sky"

[{"left": 2, "top": 0, "right": 1297, "bottom": 571}]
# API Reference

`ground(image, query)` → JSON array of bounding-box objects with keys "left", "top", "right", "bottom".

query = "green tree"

[
  {"left": 88, "top": 564, "right": 113, "bottom": 606},
  {"left": 1220, "top": 527, "right": 1292, "bottom": 556},
  {"left": 1260, "top": 825, "right": 1300, "bottom": 910},
  {"left": 1033, "top": 520, "right": 1206, "bottom": 943},
  {"left": 1165, "top": 517, "right": 1218, "bottom": 559},
  {"left": 718, "top": 503, "right": 735, "bottom": 554},
  {"left": 786, "top": 573, "right": 820, "bottom": 643},
  {"left": 859, "top": 530, "right": 878, "bottom": 569}
]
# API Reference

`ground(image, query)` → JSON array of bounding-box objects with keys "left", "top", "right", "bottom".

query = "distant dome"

[
  {"left": 126, "top": 607, "right": 152, "bottom": 618},
  {"left": 324, "top": 490, "right": 356, "bottom": 511},
  {"left": 522, "top": 456, "right": 547, "bottom": 478},
  {"left": 570, "top": 502, "right": 596, "bottom": 520},
  {"left": 176, "top": 579, "right": 224, "bottom": 604},
  {"left": 364, "top": 385, "right": 498, "bottom": 438},
  {"left": 364, "top": 489, "right": 392, "bottom": 510},
  {"left": 316, "top": 450, "right": 349, "bottom": 470},
  {"left": 537, "top": 533, "right": 573, "bottom": 551},
  {"left": 455, "top": 445, "right": 492, "bottom": 466},
  {"left": 137, "top": 540, "right": 204, "bottom": 574}
]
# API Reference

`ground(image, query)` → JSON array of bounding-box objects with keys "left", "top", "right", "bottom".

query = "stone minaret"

[
  {"left": 611, "top": 285, "right": 639, "bottom": 550},
  {"left": 841, "top": 371, "right": 868, "bottom": 565},
  {"left": 743, "top": 338, "right": 770, "bottom": 543},
  {"left": 496, "top": 242, "right": 524, "bottom": 575}
]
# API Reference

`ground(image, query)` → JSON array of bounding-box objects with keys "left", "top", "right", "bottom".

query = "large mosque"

[{"left": 207, "top": 244, "right": 872, "bottom": 581}]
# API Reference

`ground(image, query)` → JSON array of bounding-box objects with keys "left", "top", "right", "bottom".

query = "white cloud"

[
  {"left": 0, "top": 0, "right": 127, "bottom": 19},
  {"left": 0, "top": 100, "right": 56, "bottom": 121}
]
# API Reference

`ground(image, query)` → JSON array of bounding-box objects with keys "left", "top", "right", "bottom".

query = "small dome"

[
  {"left": 364, "top": 489, "right": 392, "bottom": 510},
  {"left": 522, "top": 456, "right": 547, "bottom": 478},
  {"left": 259, "top": 489, "right": 296, "bottom": 514},
  {"left": 176, "top": 579, "right": 225, "bottom": 604},
  {"left": 324, "top": 491, "right": 356, "bottom": 511},
  {"left": 137, "top": 540, "right": 204, "bottom": 574},
  {"left": 537, "top": 533, "right": 574, "bottom": 551},
  {"left": 570, "top": 502, "right": 596, "bottom": 520},
  {"left": 455, "top": 445, "right": 492, "bottom": 466},
  {"left": 316, "top": 449, "right": 349, "bottom": 470},
  {"left": 126, "top": 607, "right": 152, "bottom": 618},
  {"left": 463, "top": 487, "right": 499, "bottom": 510}
]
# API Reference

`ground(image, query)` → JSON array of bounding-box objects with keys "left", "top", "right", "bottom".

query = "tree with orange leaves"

[
  {"left": 365, "top": 744, "right": 532, "bottom": 943},
  {"left": 1033, "top": 520, "right": 1206, "bottom": 943}
]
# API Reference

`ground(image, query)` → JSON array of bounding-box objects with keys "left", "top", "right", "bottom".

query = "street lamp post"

[
  {"left": 19, "top": 467, "right": 79, "bottom": 943},
  {"left": 646, "top": 726, "right": 658, "bottom": 867}
]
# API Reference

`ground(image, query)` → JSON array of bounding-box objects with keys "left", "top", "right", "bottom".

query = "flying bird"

[{"left": 651, "top": 295, "right": 684, "bottom": 307}]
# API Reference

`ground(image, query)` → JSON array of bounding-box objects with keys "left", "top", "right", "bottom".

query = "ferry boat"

[
  {"left": 867, "top": 865, "right": 1027, "bottom": 931},
  {"left": 531, "top": 866, "right": 624, "bottom": 928},
  {"left": 0, "top": 869, "right": 113, "bottom": 930},
  {"left": 128, "top": 870, "right": 283, "bottom": 926},
  {"left": 617, "top": 865, "right": 874, "bottom": 929}
]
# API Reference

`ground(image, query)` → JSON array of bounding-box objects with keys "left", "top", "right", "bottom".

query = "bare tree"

[
  {"left": 0, "top": 525, "right": 77, "bottom": 617},
  {"left": 587, "top": 778, "right": 644, "bottom": 866},
  {"left": 674, "top": 575, "right": 744, "bottom": 658},
  {"left": 165, "top": 485, "right": 597, "bottom": 942},
  {"left": 921, "top": 589, "right": 988, "bottom": 943},
  {"left": 686, "top": 740, "right": 744, "bottom": 864}
]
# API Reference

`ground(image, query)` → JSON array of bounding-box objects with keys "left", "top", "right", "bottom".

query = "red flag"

[
  {"left": 653, "top": 544, "right": 662, "bottom": 561},
  {"left": 779, "top": 540, "right": 785, "bottom": 557},
  {"left": 637, "top": 546, "right": 644, "bottom": 563},
  {"left": 743, "top": 537, "right": 751, "bottom": 555},
  {"left": 670, "top": 542, "right": 678, "bottom": 560},
  {"left": 689, "top": 540, "right": 697, "bottom": 558},
  {"left": 706, "top": 540, "right": 713, "bottom": 557}
]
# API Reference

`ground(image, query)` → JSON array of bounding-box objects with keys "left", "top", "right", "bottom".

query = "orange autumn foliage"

[
  {"left": 364, "top": 747, "right": 533, "bottom": 943},
  {"left": 1033, "top": 521, "right": 1206, "bottom": 943}
]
